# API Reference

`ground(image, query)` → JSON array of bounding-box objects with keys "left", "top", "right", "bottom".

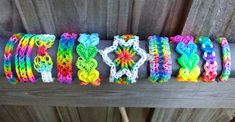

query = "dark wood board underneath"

[{"left": 0, "top": 77, "right": 234, "bottom": 108}]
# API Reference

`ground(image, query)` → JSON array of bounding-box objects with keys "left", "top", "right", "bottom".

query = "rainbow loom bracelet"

[
  {"left": 57, "top": 33, "right": 77, "bottom": 84},
  {"left": 216, "top": 37, "right": 231, "bottom": 82},
  {"left": 170, "top": 35, "right": 200, "bottom": 82},
  {"left": 76, "top": 33, "right": 100, "bottom": 86},
  {"left": 99, "top": 34, "right": 147, "bottom": 84},
  {"left": 4, "top": 33, "right": 24, "bottom": 84},
  {"left": 26, "top": 35, "right": 37, "bottom": 82},
  {"left": 195, "top": 36, "right": 217, "bottom": 82},
  {"left": 148, "top": 36, "right": 172, "bottom": 83},
  {"left": 15, "top": 34, "right": 32, "bottom": 82},
  {"left": 34, "top": 34, "right": 55, "bottom": 83}
]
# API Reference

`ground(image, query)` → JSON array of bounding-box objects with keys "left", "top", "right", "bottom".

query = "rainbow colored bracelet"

[
  {"left": 195, "top": 36, "right": 217, "bottom": 82},
  {"left": 148, "top": 36, "right": 172, "bottom": 83},
  {"left": 4, "top": 33, "right": 24, "bottom": 84},
  {"left": 26, "top": 35, "right": 37, "bottom": 82},
  {"left": 57, "top": 33, "right": 77, "bottom": 84},
  {"left": 216, "top": 37, "right": 231, "bottom": 82},
  {"left": 15, "top": 34, "right": 36, "bottom": 83},
  {"left": 170, "top": 35, "right": 200, "bottom": 82},
  {"left": 34, "top": 34, "right": 55, "bottom": 83},
  {"left": 76, "top": 33, "right": 100, "bottom": 86}
]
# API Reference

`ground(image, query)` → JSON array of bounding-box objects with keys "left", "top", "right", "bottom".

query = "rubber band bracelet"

[
  {"left": 26, "top": 35, "right": 37, "bottom": 82},
  {"left": 195, "top": 36, "right": 217, "bottom": 82},
  {"left": 4, "top": 33, "right": 24, "bottom": 84},
  {"left": 99, "top": 34, "right": 147, "bottom": 84},
  {"left": 15, "top": 34, "right": 25, "bottom": 82},
  {"left": 34, "top": 34, "right": 55, "bottom": 83},
  {"left": 148, "top": 36, "right": 172, "bottom": 83},
  {"left": 216, "top": 37, "right": 231, "bottom": 82},
  {"left": 57, "top": 33, "right": 77, "bottom": 84},
  {"left": 15, "top": 34, "right": 36, "bottom": 83},
  {"left": 76, "top": 33, "right": 101, "bottom": 86},
  {"left": 170, "top": 35, "right": 200, "bottom": 82}
]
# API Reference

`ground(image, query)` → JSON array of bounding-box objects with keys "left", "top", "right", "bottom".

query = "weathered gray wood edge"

[{"left": 0, "top": 77, "right": 235, "bottom": 108}]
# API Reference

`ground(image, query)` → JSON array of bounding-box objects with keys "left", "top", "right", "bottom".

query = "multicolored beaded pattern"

[
  {"left": 195, "top": 36, "right": 217, "bottom": 82},
  {"left": 57, "top": 33, "right": 77, "bottom": 84},
  {"left": 15, "top": 34, "right": 34, "bottom": 82},
  {"left": 4, "top": 33, "right": 23, "bottom": 84},
  {"left": 216, "top": 37, "right": 231, "bottom": 82},
  {"left": 34, "top": 34, "right": 55, "bottom": 83},
  {"left": 15, "top": 34, "right": 37, "bottom": 83},
  {"left": 170, "top": 35, "right": 200, "bottom": 82},
  {"left": 148, "top": 36, "right": 172, "bottom": 83},
  {"left": 76, "top": 33, "right": 100, "bottom": 86},
  {"left": 99, "top": 35, "right": 147, "bottom": 84},
  {"left": 26, "top": 35, "right": 37, "bottom": 82}
]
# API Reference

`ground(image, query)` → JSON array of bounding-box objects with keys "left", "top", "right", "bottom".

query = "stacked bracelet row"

[{"left": 3, "top": 33, "right": 232, "bottom": 85}]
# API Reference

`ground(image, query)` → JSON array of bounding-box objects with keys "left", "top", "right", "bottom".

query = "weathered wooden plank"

[
  {"left": 0, "top": 0, "right": 24, "bottom": 38},
  {"left": 131, "top": 0, "right": 192, "bottom": 39},
  {"left": 11, "top": 0, "right": 193, "bottom": 40},
  {"left": 182, "top": 0, "right": 235, "bottom": 42},
  {"left": 106, "top": 107, "right": 121, "bottom": 122},
  {"left": 26, "top": 106, "right": 59, "bottom": 122},
  {"left": 0, "top": 105, "right": 14, "bottom": 122},
  {"left": 151, "top": 108, "right": 235, "bottom": 122},
  {"left": 78, "top": 107, "right": 108, "bottom": 122},
  {"left": 14, "top": 0, "right": 42, "bottom": 33},
  {"left": 56, "top": 106, "right": 81, "bottom": 122},
  {"left": 126, "top": 108, "right": 152, "bottom": 122},
  {"left": 1, "top": 77, "right": 235, "bottom": 108},
  {"left": 2, "top": 105, "right": 36, "bottom": 122}
]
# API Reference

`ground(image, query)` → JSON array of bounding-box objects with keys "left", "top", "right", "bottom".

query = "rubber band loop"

[
  {"left": 34, "top": 34, "right": 55, "bottom": 83},
  {"left": 15, "top": 34, "right": 29, "bottom": 82},
  {"left": 57, "top": 33, "right": 77, "bottom": 84},
  {"left": 170, "top": 35, "right": 200, "bottom": 82},
  {"left": 4, "top": 33, "right": 24, "bottom": 84},
  {"left": 148, "top": 36, "right": 172, "bottom": 83},
  {"left": 76, "top": 33, "right": 100, "bottom": 86},
  {"left": 216, "top": 37, "right": 231, "bottom": 82},
  {"left": 195, "top": 36, "right": 217, "bottom": 82},
  {"left": 99, "top": 34, "right": 147, "bottom": 84},
  {"left": 18, "top": 34, "right": 35, "bottom": 82}
]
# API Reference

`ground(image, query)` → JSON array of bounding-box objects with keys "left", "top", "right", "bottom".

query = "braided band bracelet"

[
  {"left": 76, "top": 33, "right": 100, "bottom": 86},
  {"left": 99, "top": 34, "right": 147, "bottom": 84},
  {"left": 26, "top": 35, "right": 37, "bottom": 82},
  {"left": 216, "top": 37, "right": 231, "bottom": 82},
  {"left": 170, "top": 35, "right": 200, "bottom": 82},
  {"left": 195, "top": 36, "right": 217, "bottom": 82},
  {"left": 57, "top": 33, "right": 77, "bottom": 84},
  {"left": 4, "top": 33, "right": 24, "bottom": 84},
  {"left": 15, "top": 34, "right": 31, "bottom": 82},
  {"left": 148, "top": 36, "right": 172, "bottom": 83},
  {"left": 16, "top": 34, "right": 36, "bottom": 82},
  {"left": 34, "top": 34, "right": 55, "bottom": 83}
]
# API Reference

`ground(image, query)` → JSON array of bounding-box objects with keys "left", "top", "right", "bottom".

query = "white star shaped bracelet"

[{"left": 99, "top": 35, "right": 147, "bottom": 84}]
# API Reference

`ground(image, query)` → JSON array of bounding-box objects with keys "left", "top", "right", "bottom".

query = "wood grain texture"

[
  {"left": 126, "top": 107, "right": 152, "bottom": 122},
  {"left": 151, "top": 108, "right": 235, "bottom": 122},
  {"left": 0, "top": 0, "right": 24, "bottom": 38},
  {"left": 56, "top": 106, "right": 80, "bottom": 122},
  {"left": 182, "top": 0, "right": 235, "bottom": 42},
  {"left": 11, "top": 0, "right": 191, "bottom": 40},
  {"left": 1, "top": 77, "right": 235, "bottom": 108},
  {"left": 131, "top": 0, "right": 192, "bottom": 38},
  {"left": 0, "top": 106, "right": 234, "bottom": 122}
]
